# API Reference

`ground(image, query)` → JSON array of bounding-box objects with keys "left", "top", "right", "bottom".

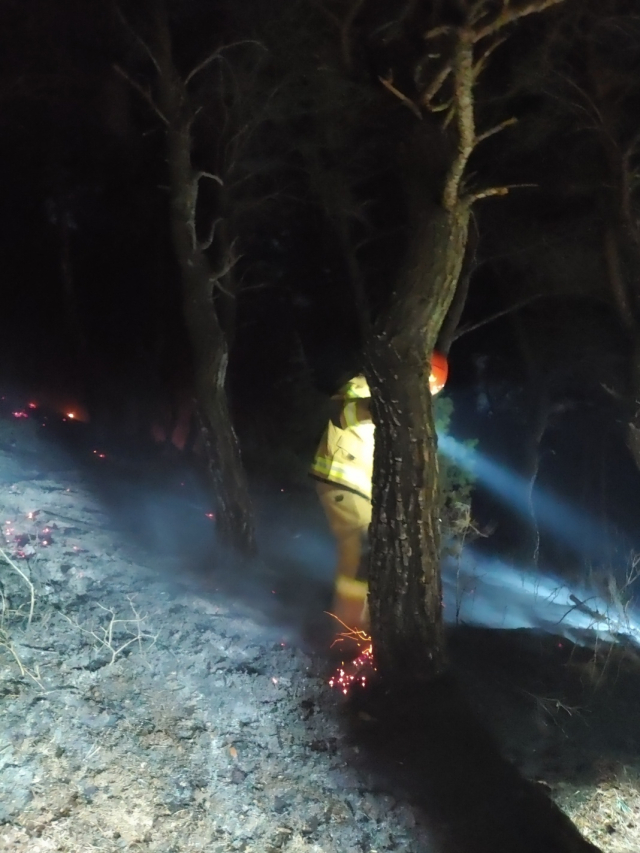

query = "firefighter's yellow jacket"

[{"left": 310, "top": 375, "right": 374, "bottom": 500}]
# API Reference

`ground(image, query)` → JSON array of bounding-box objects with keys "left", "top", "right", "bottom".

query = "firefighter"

[{"left": 310, "top": 352, "right": 449, "bottom": 634}]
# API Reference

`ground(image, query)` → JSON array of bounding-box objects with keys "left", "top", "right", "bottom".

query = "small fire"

[
  {"left": 328, "top": 644, "right": 375, "bottom": 694},
  {"left": 327, "top": 616, "right": 376, "bottom": 695}
]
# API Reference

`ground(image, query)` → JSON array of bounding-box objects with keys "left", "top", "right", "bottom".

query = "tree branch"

[
  {"left": 185, "top": 40, "right": 265, "bottom": 85},
  {"left": 115, "top": 6, "right": 162, "bottom": 75},
  {"left": 439, "top": 0, "right": 565, "bottom": 212},
  {"left": 210, "top": 239, "right": 242, "bottom": 292},
  {"left": 200, "top": 217, "right": 222, "bottom": 252},
  {"left": 113, "top": 64, "right": 169, "bottom": 125},
  {"left": 195, "top": 170, "right": 224, "bottom": 187},
  {"left": 453, "top": 294, "right": 543, "bottom": 340},
  {"left": 437, "top": 226, "right": 478, "bottom": 354},
  {"left": 379, "top": 75, "right": 422, "bottom": 120},
  {"left": 421, "top": 62, "right": 452, "bottom": 110},
  {"left": 185, "top": 49, "right": 223, "bottom": 86},
  {"left": 341, "top": 0, "right": 367, "bottom": 71},
  {"left": 464, "top": 182, "right": 536, "bottom": 203},
  {"left": 475, "top": 116, "right": 517, "bottom": 144},
  {"left": 473, "top": 35, "right": 507, "bottom": 79},
  {"left": 424, "top": 25, "right": 453, "bottom": 40},
  {"left": 469, "top": 0, "right": 493, "bottom": 27},
  {"left": 442, "top": 33, "right": 476, "bottom": 211},
  {"left": 473, "top": 0, "right": 566, "bottom": 43}
]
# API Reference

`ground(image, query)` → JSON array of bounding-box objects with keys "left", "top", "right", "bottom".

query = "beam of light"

[
  {"left": 438, "top": 434, "right": 617, "bottom": 563},
  {"left": 442, "top": 548, "right": 640, "bottom": 648}
]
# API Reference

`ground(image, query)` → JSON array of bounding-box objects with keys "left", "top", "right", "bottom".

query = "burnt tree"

[
  {"left": 323, "top": 0, "right": 567, "bottom": 681},
  {"left": 116, "top": 3, "right": 256, "bottom": 554}
]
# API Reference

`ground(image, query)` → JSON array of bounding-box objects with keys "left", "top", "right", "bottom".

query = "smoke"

[
  {"left": 442, "top": 548, "right": 640, "bottom": 647},
  {"left": 438, "top": 434, "right": 615, "bottom": 563},
  {"left": 439, "top": 434, "right": 640, "bottom": 647}
]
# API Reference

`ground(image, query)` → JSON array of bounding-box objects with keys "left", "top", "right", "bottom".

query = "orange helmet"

[{"left": 429, "top": 351, "right": 448, "bottom": 395}]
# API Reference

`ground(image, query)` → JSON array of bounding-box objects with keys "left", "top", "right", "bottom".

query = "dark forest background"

[{"left": 2, "top": 0, "right": 640, "bottom": 585}]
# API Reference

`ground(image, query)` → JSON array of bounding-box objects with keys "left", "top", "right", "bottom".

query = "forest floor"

[{"left": 0, "top": 400, "right": 639, "bottom": 853}]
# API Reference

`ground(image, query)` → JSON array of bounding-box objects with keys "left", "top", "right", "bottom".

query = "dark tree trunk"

[
  {"left": 365, "top": 191, "right": 470, "bottom": 682},
  {"left": 436, "top": 229, "right": 478, "bottom": 356},
  {"left": 625, "top": 336, "right": 640, "bottom": 472},
  {"left": 154, "top": 8, "right": 255, "bottom": 555},
  {"left": 511, "top": 311, "right": 551, "bottom": 566},
  {"left": 602, "top": 226, "right": 640, "bottom": 476}
]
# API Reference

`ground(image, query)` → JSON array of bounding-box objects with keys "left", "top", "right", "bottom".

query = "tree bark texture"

[
  {"left": 602, "top": 226, "right": 640, "bottom": 477},
  {"left": 154, "top": 9, "right": 255, "bottom": 555},
  {"left": 365, "top": 196, "right": 470, "bottom": 682}
]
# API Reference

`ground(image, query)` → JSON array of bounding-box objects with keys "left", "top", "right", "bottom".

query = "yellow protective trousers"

[{"left": 315, "top": 479, "right": 371, "bottom": 632}]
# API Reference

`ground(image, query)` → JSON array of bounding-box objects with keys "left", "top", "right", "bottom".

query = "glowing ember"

[
  {"left": 326, "top": 616, "right": 377, "bottom": 695},
  {"left": 328, "top": 643, "right": 375, "bottom": 694},
  {"left": 12, "top": 410, "right": 28, "bottom": 419}
]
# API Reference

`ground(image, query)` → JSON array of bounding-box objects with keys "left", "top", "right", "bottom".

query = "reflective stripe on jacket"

[{"left": 310, "top": 375, "right": 374, "bottom": 499}]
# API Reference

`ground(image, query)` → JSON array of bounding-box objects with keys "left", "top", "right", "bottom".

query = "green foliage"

[{"left": 435, "top": 395, "right": 478, "bottom": 552}]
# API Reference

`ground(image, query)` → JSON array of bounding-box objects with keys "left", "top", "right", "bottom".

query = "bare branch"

[
  {"left": 442, "top": 103, "right": 457, "bottom": 127},
  {"left": 187, "top": 172, "right": 224, "bottom": 250},
  {"left": 421, "top": 62, "right": 452, "bottom": 110},
  {"left": 433, "top": 98, "right": 454, "bottom": 115},
  {"left": 469, "top": 0, "right": 493, "bottom": 27},
  {"left": 425, "top": 25, "right": 453, "bottom": 40},
  {"left": 552, "top": 72, "right": 608, "bottom": 133},
  {"left": 464, "top": 182, "right": 536, "bottom": 203},
  {"left": 440, "top": 1, "right": 565, "bottom": 211},
  {"left": 200, "top": 217, "right": 222, "bottom": 253},
  {"left": 453, "top": 294, "right": 544, "bottom": 340},
  {"left": 195, "top": 170, "right": 224, "bottom": 187},
  {"left": 475, "top": 116, "right": 517, "bottom": 145},
  {"left": 473, "top": 36, "right": 507, "bottom": 79},
  {"left": 378, "top": 76, "right": 422, "bottom": 120},
  {"left": 473, "top": 0, "right": 566, "bottom": 43},
  {"left": 443, "top": 34, "right": 476, "bottom": 211},
  {"left": 115, "top": 6, "right": 162, "bottom": 75},
  {"left": 113, "top": 64, "right": 169, "bottom": 125},
  {"left": 185, "top": 40, "right": 266, "bottom": 85},
  {"left": 185, "top": 49, "right": 223, "bottom": 86},
  {"left": 601, "top": 382, "right": 624, "bottom": 404},
  {"left": 211, "top": 238, "right": 242, "bottom": 291},
  {"left": 341, "top": 0, "right": 367, "bottom": 71},
  {"left": 467, "top": 186, "right": 509, "bottom": 201}
]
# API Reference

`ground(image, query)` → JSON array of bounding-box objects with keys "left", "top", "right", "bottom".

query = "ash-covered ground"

[{"left": 0, "top": 400, "right": 639, "bottom": 853}]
